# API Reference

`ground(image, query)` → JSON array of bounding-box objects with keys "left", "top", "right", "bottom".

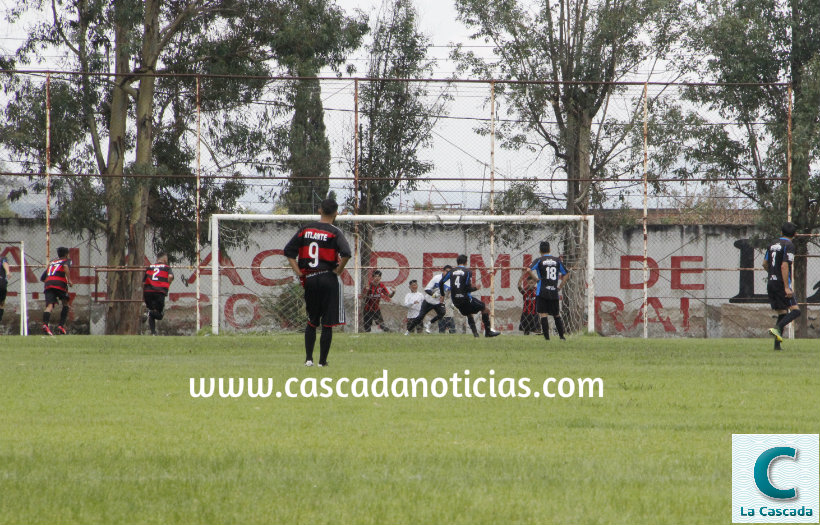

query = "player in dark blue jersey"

[
  {"left": 528, "top": 241, "right": 569, "bottom": 341},
  {"left": 763, "top": 221, "right": 800, "bottom": 350},
  {"left": 439, "top": 254, "right": 500, "bottom": 338}
]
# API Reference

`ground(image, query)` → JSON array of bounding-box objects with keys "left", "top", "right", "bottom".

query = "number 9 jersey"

[
  {"left": 283, "top": 222, "right": 352, "bottom": 273},
  {"left": 530, "top": 255, "right": 568, "bottom": 300}
]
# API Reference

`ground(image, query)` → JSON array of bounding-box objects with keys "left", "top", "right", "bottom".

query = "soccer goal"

[
  {"left": 0, "top": 240, "right": 30, "bottom": 336},
  {"left": 208, "top": 214, "right": 594, "bottom": 336}
]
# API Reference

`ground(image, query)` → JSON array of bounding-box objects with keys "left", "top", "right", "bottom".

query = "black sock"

[
  {"left": 60, "top": 306, "right": 69, "bottom": 326},
  {"left": 777, "top": 310, "right": 801, "bottom": 331},
  {"left": 775, "top": 314, "right": 786, "bottom": 327},
  {"left": 541, "top": 317, "right": 550, "bottom": 340},
  {"left": 43, "top": 311, "right": 51, "bottom": 325},
  {"left": 481, "top": 312, "right": 491, "bottom": 333},
  {"left": 149, "top": 317, "right": 156, "bottom": 334},
  {"left": 305, "top": 324, "right": 317, "bottom": 361},
  {"left": 319, "top": 326, "right": 332, "bottom": 364},
  {"left": 0, "top": 308, "right": 4, "bottom": 322},
  {"left": 467, "top": 316, "right": 478, "bottom": 335},
  {"left": 554, "top": 316, "right": 565, "bottom": 338}
]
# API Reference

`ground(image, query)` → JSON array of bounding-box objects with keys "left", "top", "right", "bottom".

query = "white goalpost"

[
  {"left": 208, "top": 214, "right": 594, "bottom": 336},
  {"left": 0, "top": 240, "right": 29, "bottom": 336}
]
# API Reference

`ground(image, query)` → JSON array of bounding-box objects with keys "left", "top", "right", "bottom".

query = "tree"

[
  {"left": 352, "top": 0, "right": 447, "bottom": 297},
  {"left": 258, "top": 0, "right": 367, "bottom": 213},
  {"left": 453, "top": 0, "right": 679, "bottom": 215},
  {"left": 676, "top": 0, "right": 820, "bottom": 336},
  {"left": 1, "top": 0, "right": 364, "bottom": 333}
]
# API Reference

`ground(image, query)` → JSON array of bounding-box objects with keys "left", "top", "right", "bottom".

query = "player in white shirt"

[
  {"left": 403, "top": 280, "right": 426, "bottom": 334},
  {"left": 407, "top": 265, "right": 451, "bottom": 333}
]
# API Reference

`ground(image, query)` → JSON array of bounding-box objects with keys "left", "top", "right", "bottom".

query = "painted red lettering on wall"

[
  {"left": 620, "top": 255, "right": 659, "bottom": 289},
  {"left": 369, "top": 251, "right": 409, "bottom": 287},
  {"left": 470, "top": 253, "right": 511, "bottom": 290},
  {"left": 191, "top": 252, "right": 244, "bottom": 285},
  {"left": 223, "top": 294, "right": 260, "bottom": 329},
  {"left": 670, "top": 256, "right": 704, "bottom": 290},
  {"left": 251, "top": 249, "right": 293, "bottom": 287},
  {"left": 422, "top": 253, "right": 458, "bottom": 285}
]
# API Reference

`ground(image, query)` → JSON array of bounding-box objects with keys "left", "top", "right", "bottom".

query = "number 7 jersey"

[
  {"left": 283, "top": 222, "right": 352, "bottom": 273},
  {"left": 530, "top": 255, "right": 568, "bottom": 300}
]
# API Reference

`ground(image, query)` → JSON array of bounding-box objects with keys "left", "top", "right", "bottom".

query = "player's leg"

[
  {"left": 56, "top": 294, "right": 70, "bottom": 334},
  {"left": 303, "top": 279, "right": 322, "bottom": 365},
  {"left": 376, "top": 310, "right": 390, "bottom": 331},
  {"left": 550, "top": 301, "right": 565, "bottom": 340},
  {"left": 427, "top": 303, "right": 446, "bottom": 326},
  {"left": 476, "top": 299, "right": 500, "bottom": 337},
  {"left": 408, "top": 301, "right": 431, "bottom": 332},
  {"left": 0, "top": 283, "right": 7, "bottom": 323},
  {"left": 363, "top": 310, "right": 374, "bottom": 332},
  {"left": 42, "top": 290, "right": 56, "bottom": 335},
  {"left": 535, "top": 297, "right": 551, "bottom": 341},
  {"left": 317, "top": 274, "right": 344, "bottom": 366}
]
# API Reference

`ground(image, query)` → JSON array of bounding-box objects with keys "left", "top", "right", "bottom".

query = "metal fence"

[{"left": 0, "top": 72, "right": 817, "bottom": 337}]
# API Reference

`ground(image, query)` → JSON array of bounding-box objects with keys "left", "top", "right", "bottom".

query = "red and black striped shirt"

[
  {"left": 43, "top": 258, "right": 71, "bottom": 292},
  {"left": 283, "top": 222, "right": 352, "bottom": 273},
  {"left": 521, "top": 287, "right": 536, "bottom": 314},
  {"left": 144, "top": 263, "right": 173, "bottom": 295}
]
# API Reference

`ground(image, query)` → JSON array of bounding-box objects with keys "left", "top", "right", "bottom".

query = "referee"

[{"left": 284, "top": 199, "right": 352, "bottom": 367}]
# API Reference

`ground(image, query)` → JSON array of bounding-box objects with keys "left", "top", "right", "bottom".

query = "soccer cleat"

[
  {"left": 424, "top": 322, "right": 432, "bottom": 334},
  {"left": 768, "top": 327, "right": 783, "bottom": 343},
  {"left": 404, "top": 330, "right": 410, "bottom": 336},
  {"left": 42, "top": 324, "right": 53, "bottom": 336},
  {"left": 472, "top": 331, "right": 480, "bottom": 338},
  {"left": 305, "top": 360, "right": 314, "bottom": 367},
  {"left": 56, "top": 326, "right": 67, "bottom": 335},
  {"left": 485, "top": 330, "right": 501, "bottom": 338},
  {"left": 318, "top": 362, "right": 328, "bottom": 367},
  {"left": 559, "top": 336, "right": 566, "bottom": 341}
]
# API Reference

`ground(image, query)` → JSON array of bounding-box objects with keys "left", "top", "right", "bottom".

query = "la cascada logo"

[{"left": 732, "top": 434, "right": 819, "bottom": 523}]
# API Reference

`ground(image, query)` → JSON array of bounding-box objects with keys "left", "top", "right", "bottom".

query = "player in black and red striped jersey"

[
  {"left": 284, "top": 199, "right": 352, "bottom": 367},
  {"left": 40, "top": 246, "right": 72, "bottom": 335},
  {"left": 143, "top": 253, "right": 174, "bottom": 336}
]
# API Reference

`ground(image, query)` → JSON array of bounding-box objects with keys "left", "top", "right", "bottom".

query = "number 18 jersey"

[
  {"left": 530, "top": 255, "right": 567, "bottom": 300},
  {"left": 284, "top": 222, "right": 352, "bottom": 273}
]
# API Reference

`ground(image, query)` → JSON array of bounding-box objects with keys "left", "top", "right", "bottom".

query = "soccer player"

[
  {"left": 0, "top": 255, "right": 9, "bottom": 326},
  {"left": 40, "top": 246, "right": 72, "bottom": 335},
  {"left": 143, "top": 253, "right": 174, "bottom": 336},
  {"left": 362, "top": 270, "right": 395, "bottom": 332},
  {"left": 284, "top": 198, "right": 352, "bottom": 367},
  {"left": 439, "top": 255, "right": 500, "bottom": 338},
  {"left": 403, "top": 279, "right": 425, "bottom": 334},
  {"left": 407, "top": 264, "right": 451, "bottom": 333},
  {"left": 763, "top": 221, "right": 800, "bottom": 350},
  {"left": 518, "top": 274, "right": 540, "bottom": 335},
  {"left": 528, "top": 241, "right": 569, "bottom": 341}
]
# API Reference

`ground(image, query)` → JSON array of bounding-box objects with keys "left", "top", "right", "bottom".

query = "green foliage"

[
  {"left": 354, "top": 0, "right": 446, "bottom": 214},
  {"left": 452, "top": 0, "right": 680, "bottom": 213}
]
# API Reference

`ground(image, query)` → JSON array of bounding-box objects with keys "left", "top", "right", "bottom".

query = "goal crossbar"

[{"left": 209, "top": 214, "right": 594, "bottom": 335}]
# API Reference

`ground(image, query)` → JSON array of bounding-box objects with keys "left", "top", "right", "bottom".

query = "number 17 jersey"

[
  {"left": 283, "top": 222, "right": 352, "bottom": 273},
  {"left": 530, "top": 255, "right": 567, "bottom": 300}
]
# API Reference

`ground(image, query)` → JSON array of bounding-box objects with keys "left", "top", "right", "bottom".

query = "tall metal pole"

[
  {"left": 45, "top": 73, "right": 52, "bottom": 260},
  {"left": 642, "top": 83, "right": 649, "bottom": 339},
  {"left": 195, "top": 76, "right": 202, "bottom": 333},
  {"left": 353, "top": 79, "right": 360, "bottom": 333},
  {"left": 787, "top": 84, "right": 792, "bottom": 222},
  {"left": 210, "top": 215, "right": 219, "bottom": 334},
  {"left": 489, "top": 81, "right": 496, "bottom": 330}
]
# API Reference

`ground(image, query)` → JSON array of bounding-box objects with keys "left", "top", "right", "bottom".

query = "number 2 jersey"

[
  {"left": 144, "top": 263, "right": 173, "bottom": 295},
  {"left": 283, "top": 222, "right": 352, "bottom": 273},
  {"left": 765, "top": 236, "right": 795, "bottom": 288},
  {"left": 530, "top": 255, "right": 568, "bottom": 300}
]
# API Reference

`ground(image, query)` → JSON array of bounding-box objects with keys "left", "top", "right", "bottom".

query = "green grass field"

[{"left": 0, "top": 334, "right": 817, "bottom": 524}]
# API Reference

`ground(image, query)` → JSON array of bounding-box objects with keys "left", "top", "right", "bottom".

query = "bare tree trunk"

[{"left": 103, "top": 19, "right": 133, "bottom": 334}]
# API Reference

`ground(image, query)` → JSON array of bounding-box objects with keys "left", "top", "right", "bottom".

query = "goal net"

[
  {"left": 0, "top": 241, "right": 30, "bottom": 336},
  {"left": 208, "top": 214, "right": 594, "bottom": 336}
]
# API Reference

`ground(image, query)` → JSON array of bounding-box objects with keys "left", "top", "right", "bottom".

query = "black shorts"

[
  {"left": 144, "top": 292, "right": 166, "bottom": 314},
  {"left": 453, "top": 296, "right": 485, "bottom": 316},
  {"left": 767, "top": 281, "right": 797, "bottom": 311},
  {"left": 536, "top": 296, "right": 560, "bottom": 316},
  {"left": 304, "top": 271, "right": 345, "bottom": 327},
  {"left": 0, "top": 281, "right": 6, "bottom": 304},
  {"left": 44, "top": 288, "right": 69, "bottom": 306}
]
